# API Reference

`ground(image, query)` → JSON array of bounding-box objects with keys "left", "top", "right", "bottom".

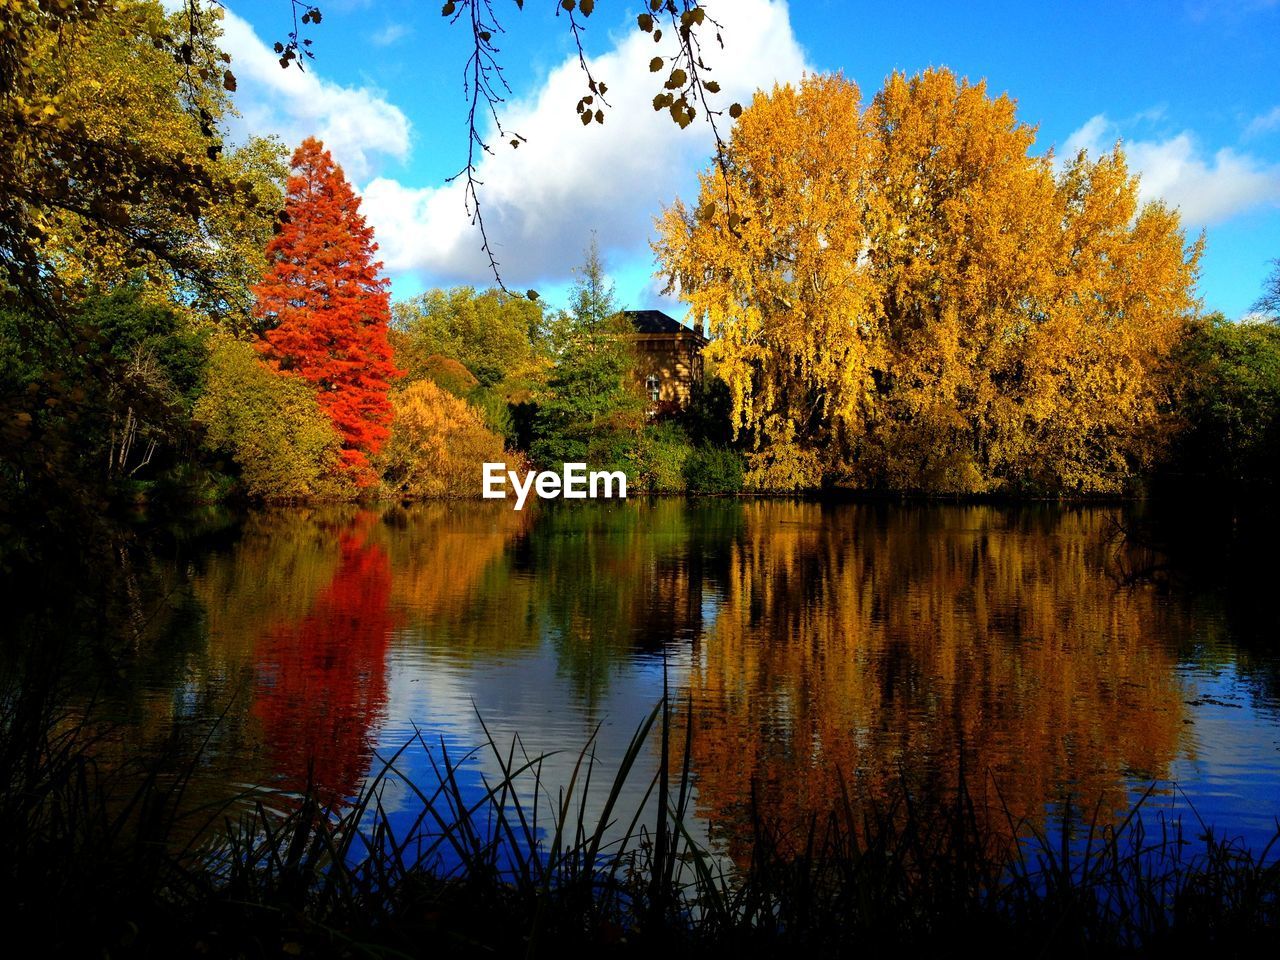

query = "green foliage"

[
  {"left": 1, "top": 287, "right": 207, "bottom": 505},
  {"left": 683, "top": 446, "right": 746, "bottom": 494},
  {"left": 637, "top": 422, "right": 694, "bottom": 493},
  {"left": 683, "top": 376, "right": 736, "bottom": 447},
  {"left": 80, "top": 287, "right": 208, "bottom": 411},
  {"left": 531, "top": 322, "right": 645, "bottom": 469},
  {"left": 1168, "top": 313, "right": 1280, "bottom": 487},
  {"left": 392, "top": 286, "right": 544, "bottom": 388},
  {"left": 194, "top": 337, "right": 346, "bottom": 501},
  {"left": 530, "top": 239, "right": 646, "bottom": 470},
  {"left": 391, "top": 286, "right": 549, "bottom": 450}
]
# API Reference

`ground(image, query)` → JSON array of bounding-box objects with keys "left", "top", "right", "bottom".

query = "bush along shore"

[{"left": 3, "top": 690, "right": 1277, "bottom": 959}]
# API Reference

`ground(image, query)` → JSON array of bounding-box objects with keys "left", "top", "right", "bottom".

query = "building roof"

[{"left": 622, "top": 309, "right": 705, "bottom": 341}]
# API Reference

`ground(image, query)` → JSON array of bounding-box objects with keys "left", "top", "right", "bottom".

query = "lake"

[{"left": 57, "top": 499, "right": 1280, "bottom": 862}]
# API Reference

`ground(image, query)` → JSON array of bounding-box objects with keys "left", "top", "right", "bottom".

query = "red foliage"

[
  {"left": 253, "top": 137, "right": 399, "bottom": 486},
  {"left": 251, "top": 513, "right": 396, "bottom": 807}
]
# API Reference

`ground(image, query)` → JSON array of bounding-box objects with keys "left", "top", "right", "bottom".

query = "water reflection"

[
  {"left": 677, "top": 504, "right": 1193, "bottom": 859},
  {"left": 249, "top": 511, "right": 395, "bottom": 806},
  {"left": 135, "top": 500, "right": 1280, "bottom": 854}
]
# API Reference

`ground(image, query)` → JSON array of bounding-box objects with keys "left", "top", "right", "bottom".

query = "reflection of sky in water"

[
  {"left": 366, "top": 628, "right": 713, "bottom": 872},
  {"left": 162, "top": 501, "right": 1280, "bottom": 868},
  {"left": 366, "top": 612, "right": 1280, "bottom": 866},
  {"left": 1155, "top": 666, "right": 1280, "bottom": 847}
]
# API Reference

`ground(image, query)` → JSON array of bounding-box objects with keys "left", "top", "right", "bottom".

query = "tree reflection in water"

[{"left": 250, "top": 510, "right": 396, "bottom": 807}]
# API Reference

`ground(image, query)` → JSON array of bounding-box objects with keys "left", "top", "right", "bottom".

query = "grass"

[{"left": 2, "top": 687, "right": 1278, "bottom": 959}]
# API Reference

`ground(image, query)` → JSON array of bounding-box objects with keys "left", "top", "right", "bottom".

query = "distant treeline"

[{"left": 4, "top": 3, "right": 1280, "bottom": 568}]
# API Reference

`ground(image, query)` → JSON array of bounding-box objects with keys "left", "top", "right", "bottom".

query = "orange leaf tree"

[{"left": 253, "top": 137, "right": 398, "bottom": 487}]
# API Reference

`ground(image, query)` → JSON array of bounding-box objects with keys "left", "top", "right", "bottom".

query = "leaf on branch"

[
  {"left": 649, "top": 56, "right": 663, "bottom": 72},
  {"left": 222, "top": 70, "right": 237, "bottom": 92},
  {"left": 729, "top": 102, "right": 743, "bottom": 119},
  {"left": 638, "top": 13, "right": 654, "bottom": 31},
  {"left": 441, "top": 1, "right": 456, "bottom": 15}
]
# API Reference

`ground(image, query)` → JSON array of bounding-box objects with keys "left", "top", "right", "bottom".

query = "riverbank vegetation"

[
  {"left": 4, "top": 0, "right": 1280, "bottom": 551},
  {"left": 2, "top": 674, "right": 1276, "bottom": 959}
]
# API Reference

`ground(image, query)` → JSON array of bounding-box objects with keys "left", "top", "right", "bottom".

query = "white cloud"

[
  {"left": 361, "top": 0, "right": 810, "bottom": 287},
  {"left": 208, "top": 4, "right": 411, "bottom": 181},
  {"left": 370, "top": 23, "right": 411, "bottom": 47},
  {"left": 1245, "top": 105, "right": 1280, "bottom": 139},
  {"left": 1061, "top": 114, "right": 1280, "bottom": 225}
]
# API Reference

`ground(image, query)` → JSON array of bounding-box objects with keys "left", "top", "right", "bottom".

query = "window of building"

[{"left": 645, "top": 374, "right": 661, "bottom": 403}]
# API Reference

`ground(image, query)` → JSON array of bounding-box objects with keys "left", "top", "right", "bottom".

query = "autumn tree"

[
  {"left": 381, "top": 379, "right": 509, "bottom": 499},
  {"left": 20, "top": 1, "right": 286, "bottom": 327},
  {"left": 254, "top": 137, "right": 398, "bottom": 487},
  {"left": 2, "top": 0, "right": 227, "bottom": 310},
  {"left": 656, "top": 69, "right": 1203, "bottom": 494},
  {"left": 195, "top": 336, "right": 345, "bottom": 500}
]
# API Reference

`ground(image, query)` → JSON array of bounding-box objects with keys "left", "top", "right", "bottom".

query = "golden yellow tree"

[
  {"left": 655, "top": 69, "right": 1202, "bottom": 493},
  {"left": 381, "top": 379, "right": 510, "bottom": 499}
]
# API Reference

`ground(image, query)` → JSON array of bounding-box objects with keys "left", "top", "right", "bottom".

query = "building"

[{"left": 621, "top": 309, "right": 708, "bottom": 412}]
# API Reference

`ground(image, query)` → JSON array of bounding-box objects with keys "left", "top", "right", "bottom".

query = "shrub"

[
  {"left": 639, "top": 423, "right": 694, "bottom": 493},
  {"left": 194, "top": 337, "right": 347, "bottom": 501},
  {"left": 1167, "top": 313, "right": 1280, "bottom": 487},
  {"left": 382, "top": 379, "right": 510, "bottom": 499},
  {"left": 684, "top": 445, "right": 745, "bottom": 494}
]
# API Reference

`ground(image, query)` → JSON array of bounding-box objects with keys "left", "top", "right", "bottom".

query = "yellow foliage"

[
  {"left": 195, "top": 337, "right": 348, "bottom": 501},
  {"left": 656, "top": 69, "right": 1202, "bottom": 494},
  {"left": 382, "top": 379, "right": 510, "bottom": 499}
]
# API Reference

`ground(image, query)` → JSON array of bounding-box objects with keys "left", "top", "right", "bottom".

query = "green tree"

[
  {"left": 530, "top": 239, "right": 645, "bottom": 469},
  {"left": 0, "top": 287, "right": 207, "bottom": 510},
  {"left": 1167, "top": 313, "right": 1280, "bottom": 487},
  {"left": 194, "top": 336, "right": 346, "bottom": 501},
  {"left": 391, "top": 287, "right": 544, "bottom": 389},
  {"left": 0, "top": 1, "right": 284, "bottom": 546}
]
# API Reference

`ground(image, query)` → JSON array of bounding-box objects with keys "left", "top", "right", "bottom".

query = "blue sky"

[{"left": 214, "top": 0, "right": 1280, "bottom": 318}]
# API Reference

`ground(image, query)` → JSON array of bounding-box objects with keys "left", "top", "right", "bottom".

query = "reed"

[{"left": 2, "top": 688, "right": 1277, "bottom": 958}]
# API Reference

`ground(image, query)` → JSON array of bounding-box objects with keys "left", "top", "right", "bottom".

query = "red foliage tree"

[
  {"left": 251, "top": 512, "right": 396, "bottom": 807},
  {"left": 253, "top": 137, "right": 398, "bottom": 486}
]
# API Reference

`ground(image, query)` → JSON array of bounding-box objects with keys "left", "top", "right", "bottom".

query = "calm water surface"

[{"left": 95, "top": 501, "right": 1280, "bottom": 858}]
